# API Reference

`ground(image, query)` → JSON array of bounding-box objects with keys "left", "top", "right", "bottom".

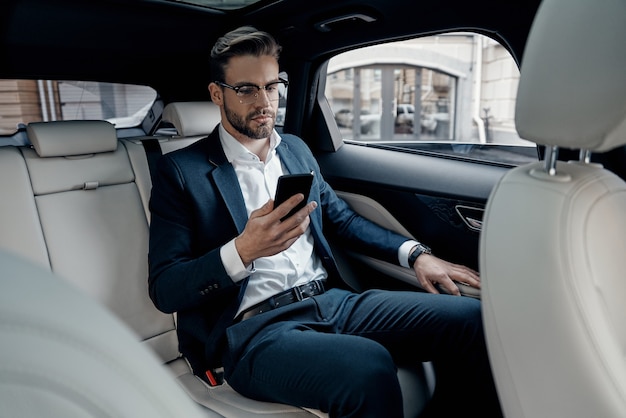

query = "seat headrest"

[
  {"left": 27, "top": 120, "right": 118, "bottom": 157},
  {"left": 515, "top": 0, "right": 626, "bottom": 152},
  {"left": 162, "top": 101, "right": 221, "bottom": 137}
]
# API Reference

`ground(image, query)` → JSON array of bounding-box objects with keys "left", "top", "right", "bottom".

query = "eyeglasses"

[{"left": 215, "top": 78, "right": 289, "bottom": 105}]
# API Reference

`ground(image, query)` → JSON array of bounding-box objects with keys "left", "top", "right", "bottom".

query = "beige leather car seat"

[
  {"left": 19, "top": 118, "right": 328, "bottom": 417},
  {"left": 0, "top": 104, "right": 432, "bottom": 417},
  {"left": 162, "top": 100, "right": 222, "bottom": 139},
  {"left": 479, "top": 0, "right": 626, "bottom": 416},
  {"left": 0, "top": 249, "right": 207, "bottom": 418}
]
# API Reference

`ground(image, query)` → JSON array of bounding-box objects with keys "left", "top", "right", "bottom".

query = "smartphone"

[{"left": 274, "top": 173, "right": 314, "bottom": 221}]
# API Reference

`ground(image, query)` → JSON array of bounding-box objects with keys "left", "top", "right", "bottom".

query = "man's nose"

[{"left": 256, "top": 88, "right": 272, "bottom": 106}]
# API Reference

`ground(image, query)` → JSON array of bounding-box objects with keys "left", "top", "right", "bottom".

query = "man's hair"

[{"left": 210, "top": 26, "right": 282, "bottom": 82}]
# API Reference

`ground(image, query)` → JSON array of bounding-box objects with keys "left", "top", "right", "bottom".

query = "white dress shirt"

[
  {"left": 217, "top": 125, "right": 417, "bottom": 316},
  {"left": 218, "top": 126, "right": 327, "bottom": 316}
]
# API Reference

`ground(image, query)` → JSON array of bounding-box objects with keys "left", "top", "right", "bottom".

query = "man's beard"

[{"left": 224, "top": 102, "right": 275, "bottom": 139}]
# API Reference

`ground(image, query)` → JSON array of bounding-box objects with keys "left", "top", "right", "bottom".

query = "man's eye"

[
  {"left": 265, "top": 84, "right": 278, "bottom": 92},
  {"left": 238, "top": 87, "right": 256, "bottom": 96}
]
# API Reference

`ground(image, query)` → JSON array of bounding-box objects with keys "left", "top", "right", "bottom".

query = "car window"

[
  {"left": 275, "top": 71, "right": 289, "bottom": 127},
  {"left": 325, "top": 32, "right": 537, "bottom": 166},
  {"left": 0, "top": 80, "right": 157, "bottom": 135}
]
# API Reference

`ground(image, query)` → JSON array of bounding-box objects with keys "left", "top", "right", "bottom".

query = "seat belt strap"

[{"left": 141, "top": 138, "right": 163, "bottom": 183}]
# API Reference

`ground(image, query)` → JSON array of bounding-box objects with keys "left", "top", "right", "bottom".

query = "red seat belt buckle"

[{"left": 204, "top": 368, "right": 224, "bottom": 387}]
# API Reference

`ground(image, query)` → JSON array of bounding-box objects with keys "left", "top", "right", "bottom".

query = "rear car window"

[{"left": 0, "top": 80, "right": 157, "bottom": 135}]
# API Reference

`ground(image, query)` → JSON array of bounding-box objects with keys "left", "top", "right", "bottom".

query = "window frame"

[{"left": 321, "top": 32, "right": 537, "bottom": 167}]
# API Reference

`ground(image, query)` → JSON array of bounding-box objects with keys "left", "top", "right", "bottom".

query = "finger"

[
  {"left": 459, "top": 265, "right": 480, "bottom": 280},
  {"left": 278, "top": 207, "right": 316, "bottom": 244},
  {"left": 250, "top": 199, "right": 275, "bottom": 219},
  {"left": 418, "top": 278, "right": 440, "bottom": 295},
  {"left": 438, "top": 278, "right": 462, "bottom": 296},
  {"left": 453, "top": 263, "right": 480, "bottom": 277},
  {"left": 271, "top": 193, "right": 306, "bottom": 221},
  {"left": 450, "top": 266, "right": 481, "bottom": 289},
  {"left": 264, "top": 202, "right": 317, "bottom": 252},
  {"left": 457, "top": 276, "right": 481, "bottom": 289},
  {"left": 282, "top": 201, "right": 317, "bottom": 226}
]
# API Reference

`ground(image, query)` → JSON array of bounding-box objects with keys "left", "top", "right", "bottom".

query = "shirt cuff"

[
  {"left": 399, "top": 239, "right": 419, "bottom": 268},
  {"left": 220, "top": 238, "right": 254, "bottom": 283}
]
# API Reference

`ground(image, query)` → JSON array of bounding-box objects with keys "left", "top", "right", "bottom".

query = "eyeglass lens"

[{"left": 237, "top": 82, "right": 285, "bottom": 104}]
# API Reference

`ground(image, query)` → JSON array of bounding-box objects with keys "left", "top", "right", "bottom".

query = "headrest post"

[
  {"left": 544, "top": 145, "right": 559, "bottom": 176},
  {"left": 579, "top": 149, "right": 592, "bottom": 164}
]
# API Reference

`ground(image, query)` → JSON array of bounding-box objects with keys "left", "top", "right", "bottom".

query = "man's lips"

[{"left": 251, "top": 113, "right": 274, "bottom": 124}]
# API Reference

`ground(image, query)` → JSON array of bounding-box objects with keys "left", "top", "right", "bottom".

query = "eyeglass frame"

[{"left": 214, "top": 78, "right": 289, "bottom": 104}]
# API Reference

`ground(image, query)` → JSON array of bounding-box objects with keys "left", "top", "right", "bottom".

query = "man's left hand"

[{"left": 412, "top": 254, "right": 480, "bottom": 296}]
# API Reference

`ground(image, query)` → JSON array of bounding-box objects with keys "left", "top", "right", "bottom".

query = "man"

[{"left": 148, "top": 26, "right": 502, "bottom": 417}]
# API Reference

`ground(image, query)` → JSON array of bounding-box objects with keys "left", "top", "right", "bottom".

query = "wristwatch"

[{"left": 408, "top": 243, "right": 432, "bottom": 267}]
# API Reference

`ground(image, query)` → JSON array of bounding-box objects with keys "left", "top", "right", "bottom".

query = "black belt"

[{"left": 237, "top": 279, "right": 326, "bottom": 321}]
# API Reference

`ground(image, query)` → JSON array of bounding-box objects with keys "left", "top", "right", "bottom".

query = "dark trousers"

[{"left": 223, "top": 288, "right": 502, "bottom": 418}]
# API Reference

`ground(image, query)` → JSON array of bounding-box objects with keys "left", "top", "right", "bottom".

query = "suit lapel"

[
  {"left": 205, "top": 132, "right": 319, "bottom": 237},
  {"left": 277, "top": 139, "right": 309, "bottom": 175},
  {"left": 276, "top": 138, "right": 326, "bottom": 246},
  {"left": 204, "top": 129, "right": 248, "bottom": 233},
  {"left": 205, "top": 131, "right": 339, "bottom": 290}
]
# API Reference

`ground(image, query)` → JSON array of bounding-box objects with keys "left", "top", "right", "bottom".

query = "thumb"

[{"left": 250, "top": 199, "right": 275, "bottom": 219}]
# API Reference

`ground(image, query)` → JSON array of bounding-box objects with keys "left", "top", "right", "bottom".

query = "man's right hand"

[{"left": 234, "top": 194, "right": 318, "bottom": 266}]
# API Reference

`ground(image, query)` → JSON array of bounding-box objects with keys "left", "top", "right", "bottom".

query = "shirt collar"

[{"left": 219, "top": 124, "right": 282, "bottom": 164}]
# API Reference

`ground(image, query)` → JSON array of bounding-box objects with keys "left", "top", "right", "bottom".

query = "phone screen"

[{"left": 274, "top": 173, "right": 314, "bottom": 221}]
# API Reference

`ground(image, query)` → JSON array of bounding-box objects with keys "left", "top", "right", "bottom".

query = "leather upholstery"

[
  {"left": 0, "top": 250, "right": 207, "bottom": 418},
  {"left": 28, "top": 120, "right": 118, "bottom": 157},
  {"left": 0, "top": 110, "right": 431, "bottom": 417},
  {"left": 162, "top": 101, "right": 221, "bottom": 137},
  {"left": 514, "top": 0, "right": 626, "bottom": 152},
  {"left": 0, "top": 118, "right": 331, "bottom": 417},
  {"left": 480, "top": 0, "right": 626, "bottom": 416}
]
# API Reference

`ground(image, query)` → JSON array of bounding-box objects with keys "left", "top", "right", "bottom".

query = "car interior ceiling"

[
  {"left": 3, "top": 0, "right": 625, "bottom": 180},
  {"left": 0, "top": 0, "right": 542, "bottom": 102},
  {"left": 5, "top": 0, "right": 626, "bottom": 180}
]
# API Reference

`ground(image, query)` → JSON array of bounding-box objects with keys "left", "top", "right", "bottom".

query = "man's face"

[{"left": 218, "top": 54, "right": 281, "bottom": 141}]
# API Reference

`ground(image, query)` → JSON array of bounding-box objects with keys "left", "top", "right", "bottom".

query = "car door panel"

[
  {"left": 334, "top": 190, "right": 481, "bottom": 298},
  {"left": 315, "top": 142, "right": 511, "bottom": 296}
]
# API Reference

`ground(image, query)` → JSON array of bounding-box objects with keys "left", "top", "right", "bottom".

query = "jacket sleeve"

[
  {"left": 283, "top": 135, "right": 409, "bottom": 265},
  {"left": 318, "top": 176, "right": 409, "bottom": 265}
]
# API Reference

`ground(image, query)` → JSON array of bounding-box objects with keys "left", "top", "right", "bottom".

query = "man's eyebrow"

[{"left": 233, "top": 79, "right": 281, "bottom": 87}]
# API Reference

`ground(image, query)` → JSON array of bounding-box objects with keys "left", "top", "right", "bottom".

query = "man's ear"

[{"left": 208, "top": 82, "right": 223, "bottom": 105}]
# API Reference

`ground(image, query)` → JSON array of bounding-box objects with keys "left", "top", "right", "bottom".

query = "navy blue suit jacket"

[{"left": 148, "top": 127, "right": 409, "bottom": 374}]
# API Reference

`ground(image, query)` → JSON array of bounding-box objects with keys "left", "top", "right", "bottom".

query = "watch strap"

[{"left": 408, "top": 243, "right": 432, "bottom": 267}]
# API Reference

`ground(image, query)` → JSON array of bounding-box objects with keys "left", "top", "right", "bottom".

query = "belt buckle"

[
  {"left": 293, "top": 284, "right": 307, "bottom": 301},
  {"left": 295, "top": 280, "right": 321, "bottom": 301}
]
